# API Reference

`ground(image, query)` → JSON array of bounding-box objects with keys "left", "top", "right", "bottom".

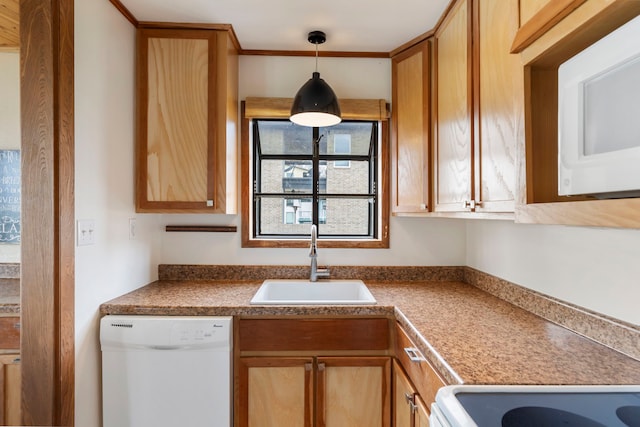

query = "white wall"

[
  {"left": 466, "top": 220, "right": 640, "bottom": 325},
  {"left": 158, "top": 55, "right": 467, "bottom": 267},
  {"left": 0, "top": 52, "right": 21, "bottom": 262},
  {"left": 74, "top": 0, "right": 163, "bottom": 425},
  {"left": 0, "top": 53, "right": 20, "bottom": 149}
]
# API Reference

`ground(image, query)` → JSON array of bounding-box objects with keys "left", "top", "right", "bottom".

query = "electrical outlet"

[
  {"left": 129, "top": 218, "right": 137, "bottom": 240},
  {"left": 77, "top": 220, "right": 96, "bottom": 246}
]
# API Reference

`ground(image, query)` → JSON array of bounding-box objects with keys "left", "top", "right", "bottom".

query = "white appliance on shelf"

[
  {"left": 430, "top": 384, "right": 640, "bottom": 427},
  {"left": 558, "top": 14, "right": 640, "bottom": 198},
  {"left": 100, "top": 315, "right": 233, "bottom": 427}
]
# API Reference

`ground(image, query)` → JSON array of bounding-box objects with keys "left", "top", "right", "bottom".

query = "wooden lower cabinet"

[
  {"left": 318, "top": 357, "right": 391, "bottom": 427},
  {"left": 238, "top": 356, "right": 391, "bottom": 427},
  {"left": 0, "top": 354, "right": 20, "bottom": 426},
  {"left": 414, "top": 395, "right": 430, "bottom": 427},
  {"left": 240, "top": 357, "right": 313, "bottom": 427},
  {"left": 394, "top": 360, "right": 430, "bottom": 427},
  {"left": 394, "top": 363, "right": 414, "bottom": 427}
]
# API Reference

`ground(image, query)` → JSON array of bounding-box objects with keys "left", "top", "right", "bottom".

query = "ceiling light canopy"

[{"left": 290, "top": 31, "right": 341, "bottom": 127}]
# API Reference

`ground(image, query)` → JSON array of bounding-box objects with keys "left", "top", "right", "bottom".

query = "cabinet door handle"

[
  {"left": 405, "top": 392, "right": 418, "bottom": 421},
  {"left": 404, "top": 392, "right": 414, "bottom": 405},
  {"left": 404, "top": 347, "right": 425, "bottom": 362},
  {"left": 463, "top": 200, "right": 476, "bottom": 209}
]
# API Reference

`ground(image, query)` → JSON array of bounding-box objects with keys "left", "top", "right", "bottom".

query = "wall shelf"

[{"left": 165, "top": 225, "right": 237, "bottom": 233}]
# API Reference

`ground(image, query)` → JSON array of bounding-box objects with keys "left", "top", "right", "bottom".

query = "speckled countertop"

[{"left": 100, "top": 269, "right": 640, "bottom": 387}]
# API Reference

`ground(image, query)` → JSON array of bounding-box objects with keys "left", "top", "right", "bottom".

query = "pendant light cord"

[{"left": 315, "top": 42, "right": 319, "bottom": 72}]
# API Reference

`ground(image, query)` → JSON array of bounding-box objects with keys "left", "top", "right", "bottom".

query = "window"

[
  {"left": 246, "top": 119, "right": 385, "bottom": 246},
  {"left": 333, "top": 134, "right": 351, "bottom": 168}
]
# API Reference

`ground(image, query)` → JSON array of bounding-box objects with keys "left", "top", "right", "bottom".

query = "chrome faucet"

[{"left": 309, "top": 224, "right": 330, "bottom": 282}]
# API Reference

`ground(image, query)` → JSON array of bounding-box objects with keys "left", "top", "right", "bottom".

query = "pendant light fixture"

[{"left": 290, "top": 31, "right": 342, "bottom": 127}]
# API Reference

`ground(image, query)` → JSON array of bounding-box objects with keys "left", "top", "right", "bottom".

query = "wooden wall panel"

[{"left": 20, "top": 0, "right": 75, "bottom": 425}]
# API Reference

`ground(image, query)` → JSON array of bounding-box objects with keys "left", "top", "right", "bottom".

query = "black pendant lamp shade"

[{"left": 290, "top": 31, "right": 342, "bottom": 127}]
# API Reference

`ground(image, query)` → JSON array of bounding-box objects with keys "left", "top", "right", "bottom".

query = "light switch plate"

[{"left": 77, "top": 219, "right": 96, "bottom": 246}]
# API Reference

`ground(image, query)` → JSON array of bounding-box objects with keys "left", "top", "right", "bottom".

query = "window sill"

[{"left": 241, "top": 237, "right": 389, "bottom": 249}]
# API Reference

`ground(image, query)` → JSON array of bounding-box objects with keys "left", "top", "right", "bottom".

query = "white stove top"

[{"left": 432, "top": 385, "right": 640, "bottom": 427}]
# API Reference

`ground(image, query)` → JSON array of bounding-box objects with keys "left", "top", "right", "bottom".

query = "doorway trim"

[{"left": 20, "top": 0, "right": 75, "bottom": 425}]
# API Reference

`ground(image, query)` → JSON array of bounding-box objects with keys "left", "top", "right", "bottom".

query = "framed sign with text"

[{"left": 0, "top": 150, "right": 20, "bottom": 244}]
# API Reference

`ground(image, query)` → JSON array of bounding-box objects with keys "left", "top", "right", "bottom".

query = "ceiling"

[{"left": 117, "top": 0, "right": 451, "bottom": 53}]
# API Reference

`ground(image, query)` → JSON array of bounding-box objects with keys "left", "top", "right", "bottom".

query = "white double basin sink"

[{"left": 250, "top": 279, "right": 376, "bottom": 305}]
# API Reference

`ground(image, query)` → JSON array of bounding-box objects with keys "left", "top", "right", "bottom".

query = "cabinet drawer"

[
  {"left": 0, "top": 317, "right": 19, "bottom": 349},
  {"left": 239, "top": 318, "right": 390, "bottom": 352},
  {"left": 394, "top": 323, "right": 446, "bottom": 405}
]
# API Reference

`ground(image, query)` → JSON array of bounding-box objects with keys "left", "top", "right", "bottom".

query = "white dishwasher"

[{"left": 100, "top": 315, "right": 232, "bottom": 427}]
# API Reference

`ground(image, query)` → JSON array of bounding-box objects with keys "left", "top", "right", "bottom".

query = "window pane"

[
  {"left": 257, "top": 121, "right": 313, "bottom": 155},
  {"left": 318, "top": 122, "right": 373, "bottom": 156},
  {"left": 260, "top": 160, "right": 314, "bottom": 194},
  {"left": 333, "top": 134, "right": 351, "bottom": 168},
  {"left": 322, "top": 160, "right": 370, "bottom": 194},
  {"left": 319, "top": 198, "right": 371, "bottom": 236},
  {"left": 258, "top": 197, "right": 314, "bottom": 235}
]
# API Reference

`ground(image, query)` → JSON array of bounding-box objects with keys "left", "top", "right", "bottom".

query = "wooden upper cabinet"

[
  {"left": 391, "top": 40, "right": 431, "bottom": 214},
  {"left": 136, "top": 28, "right": 238, "bottom": 213},
  {"left": 433, "top": 0, "right": 520, "bottom": 214},
  {"left": 0, "top": 0, "right": 19, "bottom": 51},
  {"left": 474, "top": 0, "right": 522, "bottom": 213},
  {"left": 519, "top": 0, "right": 551, "bottom": 24},
  {"left": 512, "top": 0, "right": 588, "bottom": 53},
  {"left": 434, "top": 0, "right": 473, "bottom": 212}
]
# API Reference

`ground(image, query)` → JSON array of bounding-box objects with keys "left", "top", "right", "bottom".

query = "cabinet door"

[
  {"left": 136, "top": 28, "right": 238, "bottom": 213},
  {"left": 474, "top": 0, "right": 522, "bottom": 212},
  {"left": 238, "top": 357, "right": 313, "bottom": 427},
  {"left": 138, "top": 29, "right": 214, "bottom": 211},
  {"left": 393, "top": 361, "right": 416, "bottom": 427},
  {"left": 434, "top": 0, "right": 473, "bottom": 212},
  {"left": 0, "top": 354, "right": 20, "bottom": 426},
  {"left": 317, "top": 357, "right": 390, "bottom": 427},
  {"left": 414, "top": 395, "right": 430, "bottom": 427},
  {"left": 391, "top": 40, "right": 431, "bottom": 214}
]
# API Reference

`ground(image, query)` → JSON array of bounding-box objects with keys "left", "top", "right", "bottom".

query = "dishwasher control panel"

[
  {"left": 171, "top": 320, "right": 229, "bottom": 345},
  {"left": 100, "top": 315, "right": 232, "bottom": 349}
]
